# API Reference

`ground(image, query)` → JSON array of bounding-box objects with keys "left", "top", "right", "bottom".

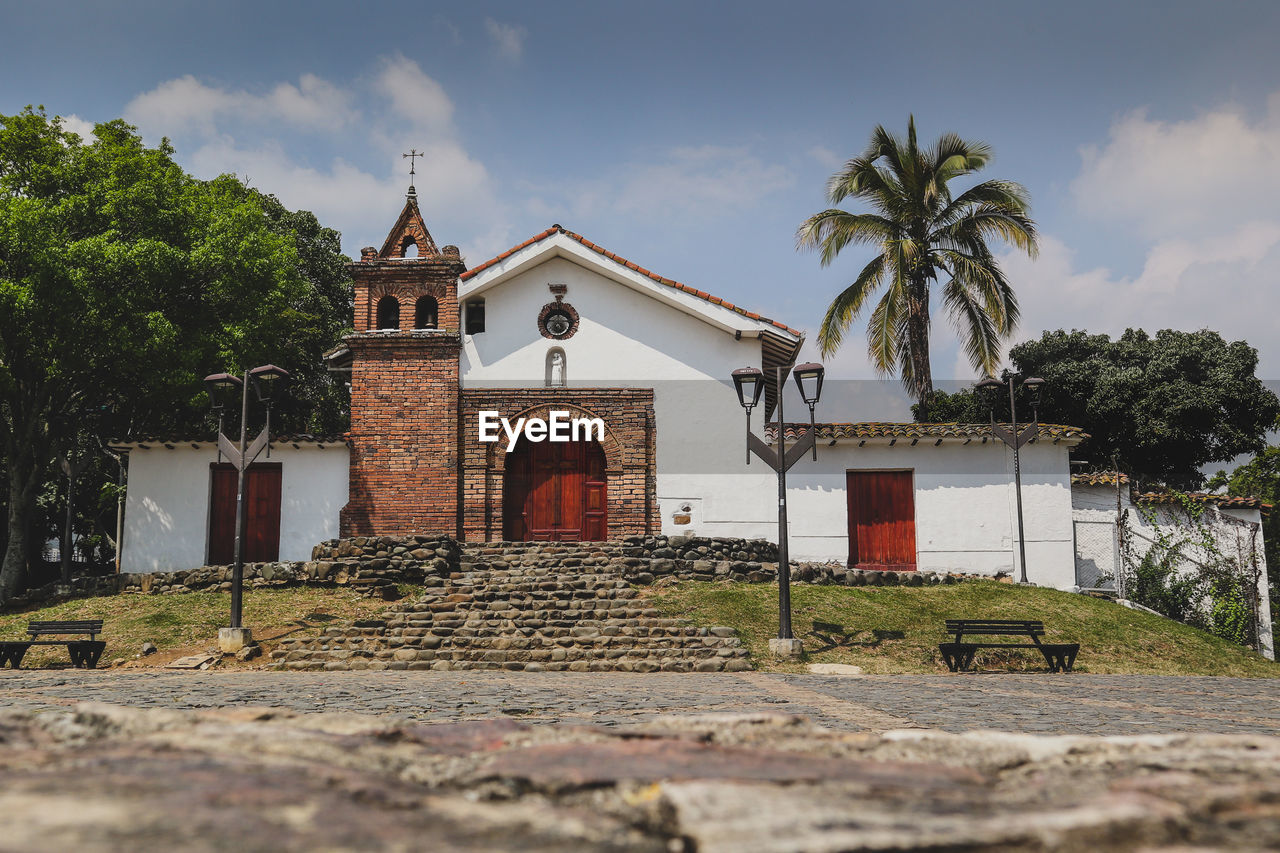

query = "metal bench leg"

[
  {"left": 68, "top": 642, "right": 105, "bottom": 668},
  {"left": 1039, "top": 644, "right": 1080, "bottom": 673},
  {"left": 939, "top": 643, "right": 977, "bottom": 672},
  {"left": 1, "top": 644, "right": 31, "bottom": 669}
]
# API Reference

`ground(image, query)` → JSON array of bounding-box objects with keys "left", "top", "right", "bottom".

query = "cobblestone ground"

[{"left": 1, "top": 671, "right": 1276, "bottom": 734}]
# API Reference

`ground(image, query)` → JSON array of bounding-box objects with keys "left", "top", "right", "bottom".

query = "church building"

[{"left": 118, "top": 191, "right": 1088, "bottom": 588}]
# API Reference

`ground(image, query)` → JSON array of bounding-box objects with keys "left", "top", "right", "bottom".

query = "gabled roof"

[
  {"left": 460, "top": 225, "right": 804, "bottom": 339},
  {"left": 767, "top": 422, "right": 1088, "bottom": 445}
]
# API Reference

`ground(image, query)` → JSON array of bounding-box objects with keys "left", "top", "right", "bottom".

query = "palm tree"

[{"left": 797, "top": 117, "right": 1038, "bottom": 412}]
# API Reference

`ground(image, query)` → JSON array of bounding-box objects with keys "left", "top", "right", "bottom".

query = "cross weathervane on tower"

[{"left": 402, "top": 148, "right": 422, "bottom": 197}]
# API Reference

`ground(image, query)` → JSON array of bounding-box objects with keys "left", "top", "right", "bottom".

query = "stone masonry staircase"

[{"left": 270, "top": 542, "right": 752, "bottom": 672}]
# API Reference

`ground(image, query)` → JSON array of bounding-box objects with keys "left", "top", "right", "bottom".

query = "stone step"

[{"left": 270, "top": 558, "right": 755, "bottom": 673}]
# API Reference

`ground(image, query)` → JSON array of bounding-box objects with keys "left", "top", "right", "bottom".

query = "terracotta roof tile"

[
  {"left": 461, "top": 225, "right": 804, "bottom": 338},
  {"left": 766, "top": 422, "right": 1088, "bottom": 442},
  {"left": 1071, "top": 472, "right": 1130, "bottom": 486},
  {"left": 112, "top": 434, "right": 347, "bottom": 448},
  {"left": 1134, "top": 491, "right": 1269, "bottom": 511}
]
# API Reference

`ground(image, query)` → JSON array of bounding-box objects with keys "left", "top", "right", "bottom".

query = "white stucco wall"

[
  {"left": 460, "top": 253, "right": 784, "bottom": 534},
  {"left": 776, "top": 440, "right": 1077, "bottom": 587},
  {"left": 121, "top": 443, "right": 349, "bottom": 572}
]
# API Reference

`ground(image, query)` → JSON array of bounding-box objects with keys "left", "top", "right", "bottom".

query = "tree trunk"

[
  {"left": 0, "top": 449, "right": 41, "bottom": 602},
  {"left": 0, "top": 406, "right": 49, "bottom": 604},
  {"left": 907, "top": 280, "right": 933, "bottom": 412}
]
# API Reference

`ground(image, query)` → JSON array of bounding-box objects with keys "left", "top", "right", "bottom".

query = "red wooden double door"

[
  {"left": 846, "top": 470, "right": 917, "bottom": 571},
  {"left": 504, "top": 440, "right": 607, "bottom": 541},
  {"left": 208, "top": 463, "right": 283, "bottom": 565}
]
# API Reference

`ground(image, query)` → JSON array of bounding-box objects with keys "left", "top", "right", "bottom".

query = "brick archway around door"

[{"left": 460, "top": 389, "right": 656, "bottom": 542}]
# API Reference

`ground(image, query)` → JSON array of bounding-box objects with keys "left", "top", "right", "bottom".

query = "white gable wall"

[
  {"left": 121, "top": 444, "right": 349, "bottom": 573},
  {"left": 461, "top": 255, "right": 783, "bottom": 533}
]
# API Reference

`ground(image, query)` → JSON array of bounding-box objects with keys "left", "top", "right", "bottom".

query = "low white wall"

[
  {"left": 660, "top": 439, "right": 1077, "bottom": 588},
  {"left": 121, "top": 443, "right": 349, "bottom": 572}
]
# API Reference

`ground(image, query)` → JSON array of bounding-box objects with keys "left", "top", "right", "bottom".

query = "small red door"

[
  {"left": 208, "top": 463, "right": 282, "bottom": 564},
  {"left": 504, "top": 440, "right": 607, "bottom": 541},
  {"left": 847, "top": 470, "right": 916, "bottom": 570}
]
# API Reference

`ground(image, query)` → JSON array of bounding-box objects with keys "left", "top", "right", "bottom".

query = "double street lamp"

[
  {"left": 976, "top": 370, "right": 1045, "bottom": 585},
  {"left": 204, "top": 365, "right": 289, "bottom": 640},
  {"left": 731, "top": 362, "right": 825, "bottom": 654}
]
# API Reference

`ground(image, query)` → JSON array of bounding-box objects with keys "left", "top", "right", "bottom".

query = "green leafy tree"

[
  {"left": 0, "top": 108, "right": 351, "bottom": 601},
  {"left": 797, "top": 117, "right": 1037, "bottom": 410},
  {"left": 914, "top": 329, "right": 1279, "bottom": 489}
]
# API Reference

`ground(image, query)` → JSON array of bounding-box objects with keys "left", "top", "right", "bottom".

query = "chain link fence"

[{"left": 1073, "top": 519, "right": 1122, "bottom": 595}]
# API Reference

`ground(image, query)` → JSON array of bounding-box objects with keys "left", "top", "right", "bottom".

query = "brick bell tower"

[{"left": 339, "top": 185, "right": 467, "bottom": 537}]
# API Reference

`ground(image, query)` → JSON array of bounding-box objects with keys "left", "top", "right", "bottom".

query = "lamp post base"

[
  {"left": 768, "top": 638, "right": 804, "bottom": 659},
  {"left": 218, "top": 627, "right": 252, "bottom": 654}
]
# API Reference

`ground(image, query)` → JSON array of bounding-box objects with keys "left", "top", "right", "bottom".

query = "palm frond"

[
  {"left": 796, "top": 211, "right": 897, "bottom": 266},
  {"left": 935, "top": 206, "right": 1039, "bottom": 256},
  {"left": 942, "top": 275, "right": 1003, "bottom": 376},
  {"left": 866, "top": 283, "right": 903, "bottom": 374},
  {"left": 939, "top": 248, "right": 1020, "bottom": 334},
  {"left": 816, "top": 253, "right": 888, "bottom": 357},
  {"left": 933, "top": 179, "right": 1032, "bottom": 229}
]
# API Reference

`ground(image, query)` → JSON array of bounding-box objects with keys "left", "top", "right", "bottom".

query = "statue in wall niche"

[{"left": 549, "top": 349, "right": 566, "bottom": 387}]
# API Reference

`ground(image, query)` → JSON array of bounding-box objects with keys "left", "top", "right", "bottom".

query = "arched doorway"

[{"left": 503, "top": 439, "right": 607, "bottom": 541}]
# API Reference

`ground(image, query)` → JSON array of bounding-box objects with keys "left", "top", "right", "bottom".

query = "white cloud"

[
  {"left": 1072, "top": 97, "right": 1280, "bottom": 239},
  {"left": 807, "top": 145, "right": 842, "bottom": 169},
  {"left": 997, "top": 92, "right": 1280, "bottom": 376},
  {"left": 484, "top": 17, "right": 526, "bottom": 61},
  {"left": 999, "top": 224, "right": 1280, "bottom": 374},
  {"left": 561, "top": 145, "right": 793, "bottom": 221},
  {"left": 371, "top": 55, "right": 454, "bottom": 131},
  {"left": 59, "top": 114, "right": 96, "bottom": 139},
  {"left": 121, "top": 57, "right": 508, "bottom": 260},
  {"left": 125, "top": 73, "right": 354, "bottom": 134}
]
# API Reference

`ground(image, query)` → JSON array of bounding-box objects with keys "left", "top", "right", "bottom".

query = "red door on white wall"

[
  {"left": 208, "top": 463, "right": 283, "bottom": 565},
  {"left": 846, "top": 470, "right": 917, "bottom": 570}
]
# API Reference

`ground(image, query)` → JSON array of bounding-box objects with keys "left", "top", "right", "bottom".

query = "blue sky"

[{"left": 5, "top": 0, "right": 1280, "bottom": 398}]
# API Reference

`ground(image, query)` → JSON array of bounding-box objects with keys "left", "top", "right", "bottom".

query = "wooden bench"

[
  {"left": 0, "top": 620, "right": 105, "bottom": 669},
  {"left": 939, "top": 619, "right": 1078, "bottom": 673}
]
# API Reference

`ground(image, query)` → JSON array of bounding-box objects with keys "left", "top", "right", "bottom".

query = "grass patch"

[
  {"left": 0, "top": 587, "right": 409, "bottom": 669},
  {"left": 646, "top": 580, "right": 1280, "bottom": 677}
]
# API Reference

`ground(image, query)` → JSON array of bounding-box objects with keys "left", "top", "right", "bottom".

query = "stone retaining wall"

[{"left": 2, "top": 534, "right": 985, "bottom": 612}]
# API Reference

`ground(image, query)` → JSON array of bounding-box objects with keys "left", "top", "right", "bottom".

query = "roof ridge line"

[{"left": 461, "top": 226, "right": 804, "bottom": 338}]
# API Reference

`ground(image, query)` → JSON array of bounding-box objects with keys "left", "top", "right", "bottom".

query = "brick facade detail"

[
  {"left": 459, "top": 389, "right": 658, "bottom": 542},
  {"left": 340, "top": 197, "right": 659, "bottom": 543},
  {"left": 340, "top": 332, "right": 463, "bottom": 538}
]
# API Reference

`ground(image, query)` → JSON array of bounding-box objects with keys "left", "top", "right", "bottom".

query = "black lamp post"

[
  {"left": 977, "top": 371, "right": 1045, "bottom": 585},
  {"left": 204, "top": 364, "right": 289, "bottom": 638},
  {"left": 732, "top": 361, "right": 825, "bottom": 653}
]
